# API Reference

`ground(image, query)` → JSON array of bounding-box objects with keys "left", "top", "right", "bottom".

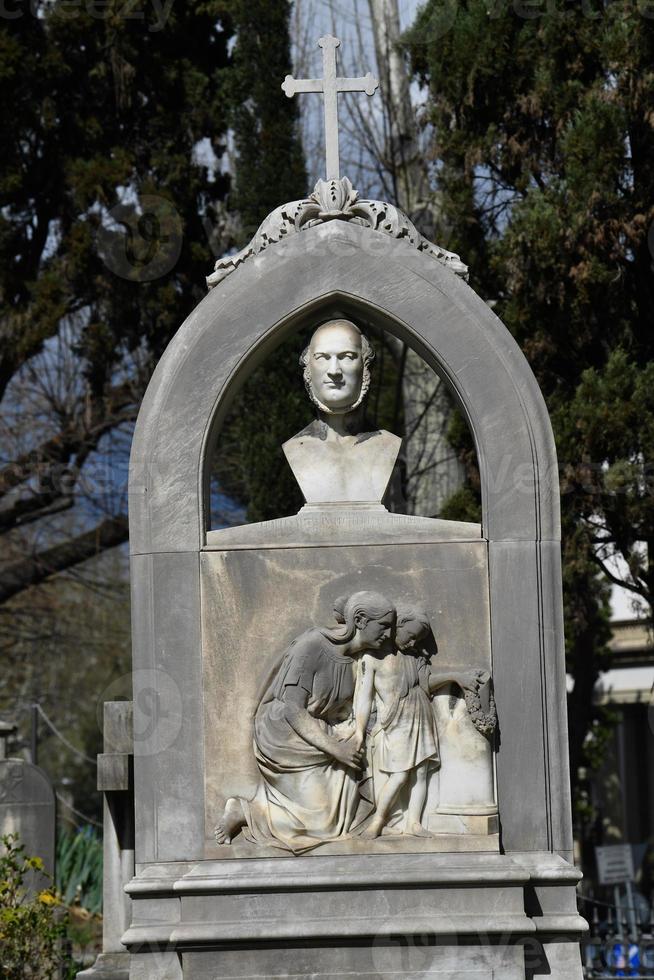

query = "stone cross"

[{"left": 282, "top": 35, "right": 378, "bottom": 181}]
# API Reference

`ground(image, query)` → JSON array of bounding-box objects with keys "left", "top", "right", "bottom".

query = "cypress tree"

[
  {"left": 211, "top": 0, "right": 309, "bottom": 524},
  {"left": 226, "top": 0, "right": 307, "bottom": 232}
]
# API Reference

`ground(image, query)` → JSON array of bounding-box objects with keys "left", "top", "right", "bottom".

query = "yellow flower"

[{"left": 37, "top": 890, "right": 58, "bottom": 906}]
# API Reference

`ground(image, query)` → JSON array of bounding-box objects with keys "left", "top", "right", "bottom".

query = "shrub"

[{"left": 0, "top": 833, "right": 71, "bottom": 979}]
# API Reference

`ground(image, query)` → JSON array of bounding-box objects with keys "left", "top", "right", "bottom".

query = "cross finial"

[{"left": 282, "top": 35, "right": 379, "bottom": 181}]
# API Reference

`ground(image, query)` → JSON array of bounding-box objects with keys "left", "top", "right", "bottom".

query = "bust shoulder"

[
  {"left": 282, "top": 423, "right": 401, "bottom": 506},
  {"left": 283, "top": 419, "right": 400, "bottom": 449}
]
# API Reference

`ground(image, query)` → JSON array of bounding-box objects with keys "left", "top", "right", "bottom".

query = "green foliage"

[
  {"left": 439, "top": 485, "right": 482, "bottom": 523},
  {"left": 213, "top": 331, "right": 309, "bottom": 524},
  {"left": 557, "top": 351, "right": 654, "bottom": 594},
  {"left": 405, "top": 0, "right": 654, "bottom": 801},
  {"left": 0, "top": 833, "right": 71, "bottom": 980},
  {"left": 0, "top": 0, "right": 238, "bottom": 605},
  {"left": 1, "top": 0, "right": 234, "bottom": 393},
  {"left": 224, "top": 0, "right": 307, "bottom": 232},
  {"left": 56, "top": 828, "right": 103, "bottom": 915}
]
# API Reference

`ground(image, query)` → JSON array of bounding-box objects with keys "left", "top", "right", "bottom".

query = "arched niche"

[
  {"left": 128, "top": 219, "right": 572, "bottom": 864},
  {"left": 205, "top": 294, "right": 474, "bottom": 531},
  {"left": 207, "top": 301, "right": 471, "bottom": 527}
]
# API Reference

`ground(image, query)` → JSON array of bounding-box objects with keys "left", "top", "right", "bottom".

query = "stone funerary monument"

[{"left": 120, "top": 34, "right": 586, "bottom": 980}]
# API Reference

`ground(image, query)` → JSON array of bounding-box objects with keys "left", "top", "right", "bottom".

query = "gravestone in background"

[
  {"left": 118, "top": 34, "right": 587, "bottom": 980},
  {"left": 0, "top": 719, "right": 55, "bottom": 891}
]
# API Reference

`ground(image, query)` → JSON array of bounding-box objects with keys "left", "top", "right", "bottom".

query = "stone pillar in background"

[
  {"left": 0, "top": 718, "right": 55, "bottom": 892},
  {"left": 77, "top": 701, "right": 133, "bottom": 980}
]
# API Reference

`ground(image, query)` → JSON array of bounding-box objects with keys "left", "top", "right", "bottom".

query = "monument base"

[
  {"left": 122, "top": 851, "right": 586, "bottom": 979},
  {"left": 76, "top": 951, "right": 129, "bottom": 979},
  {"left": 181, "top": 943, "right": 528, "bottom": 979},
  {"left": 428, "top": 810, "right": 499, "bottom": 836}
]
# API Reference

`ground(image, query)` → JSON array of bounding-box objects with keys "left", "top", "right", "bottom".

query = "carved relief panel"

[{"left": 200, "top": 538, "right": 497, "bottom": 858}]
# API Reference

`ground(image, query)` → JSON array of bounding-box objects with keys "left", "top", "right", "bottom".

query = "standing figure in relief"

[
  {"left": 214, "top": 591, "right": 395, "bottom": 854},
  {"left": 353, "top": 604, "right": 439, "bottom": 838}
]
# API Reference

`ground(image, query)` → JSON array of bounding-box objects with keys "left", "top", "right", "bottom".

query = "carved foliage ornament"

[
  {"left": 206, "top": 177, "right": 468, "bottom": 289},
  {"left": 462, "top": 669, "right": 497, "bottom": 740}
]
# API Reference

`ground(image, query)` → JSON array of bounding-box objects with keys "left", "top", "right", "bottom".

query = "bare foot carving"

[
  {"left": 405, "top": 820, "right": 432, "bottom": 838},
  {"left": 214, "top": 797, "right": 246, "bottom": 845},
  {"left": 360, "top": 818, "right": 384, "bottom": 839}
]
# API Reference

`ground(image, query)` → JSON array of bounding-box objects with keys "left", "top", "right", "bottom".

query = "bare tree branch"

[
  {"left": 591, "top": 552, "right": 649, "bottom": 600},
  {"left": 0, "top": 516, "right": 129, "bottom": 604},
  {"left": 0, "top": 380, "right": 138, "bottom": 499}
]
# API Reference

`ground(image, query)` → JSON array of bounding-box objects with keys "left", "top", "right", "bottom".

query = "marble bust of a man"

[{"left": 283, "top": 319, "right": 401, "bottom": 506}]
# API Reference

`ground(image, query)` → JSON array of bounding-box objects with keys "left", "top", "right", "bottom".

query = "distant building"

[
  {"left": 581, "top": 619, "right": 654, "bottom": 905},
  {"left": 594, "top": 619, "right": 654, "bottom": 848}
]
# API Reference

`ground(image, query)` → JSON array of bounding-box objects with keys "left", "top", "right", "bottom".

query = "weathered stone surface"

[
  {"left": 182, "top": 948, "right": 521, "bottom": 980},
  {"left": 123, "top": 851, "right": 585, "bottom": 977},
  {"left": 207, "top": 175, "right": 468, "bottom": 289},
  {"left": 76, "top": 952, "right": 129, "bottom": 979},
  {"left": 200, "top": 538, "right": 494, "bottom": 858},
  {"left": 430, "top": 688, "right": 496, "bottom": 813},
  {"left": 206, "top": 509, "right": 481, "bottom": 550},
  {"left": 103, "top": 701, "right": 133, "bottom": 755},
  {"left": 97, "top": 754, "right": 131, "bottom": 793},
  {"left": 0, "top": 757, "right": 55, "bottom": 886},
  {"left": 125, "top": 210, "right": 583, "bottom": 976}
]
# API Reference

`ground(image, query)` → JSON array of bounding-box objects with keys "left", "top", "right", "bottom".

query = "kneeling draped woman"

[{"left": 215, "top": 591, "right": 395, "bottom": 853}]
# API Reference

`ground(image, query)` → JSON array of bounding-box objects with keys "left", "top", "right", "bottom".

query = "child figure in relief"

[{"left": 353, "top": 604, "right": 439, "bottom": 838}]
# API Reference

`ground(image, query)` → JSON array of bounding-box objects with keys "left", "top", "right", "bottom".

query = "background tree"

[
  {"left": 0, "top": 0, "right": 305, "bottom": 817},
  {"left": 209, "top": 0, "right": 310, "bottom": 524},
  {"left": 404, "top": 0, "right": 654, "bottom": 818},
  {"left": 0, "top": 0, "right": 237, "bottom": 819},
  {"left": 0, "top": 0, "right": 234, "bottom": 600}
]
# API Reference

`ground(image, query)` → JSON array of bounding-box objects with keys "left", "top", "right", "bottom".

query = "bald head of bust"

[{"left": 299, "top": 319, "right": 375, "bottom": 415}]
